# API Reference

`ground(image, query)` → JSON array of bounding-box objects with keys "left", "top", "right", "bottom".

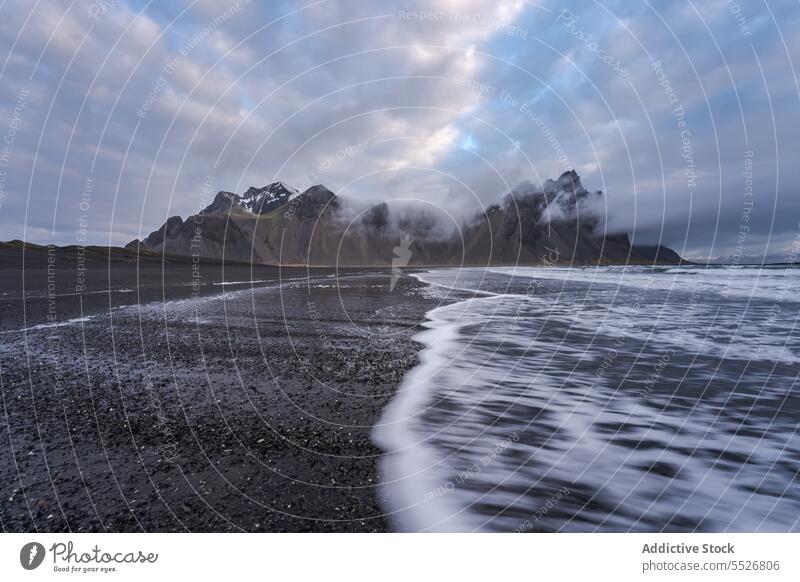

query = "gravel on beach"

[{"left": 0, "top": 264, "right": 442, "bottom": 532}]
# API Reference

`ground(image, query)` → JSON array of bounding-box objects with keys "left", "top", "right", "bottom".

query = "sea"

[{"left": 375, "top": 265, "right": 800, "bottom": 532}]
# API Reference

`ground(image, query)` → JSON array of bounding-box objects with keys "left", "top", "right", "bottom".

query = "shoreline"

[
  {"left": 0, "top": 265, "right": 441, "bottom": 532},
  {"left": 374, "top": 294, "right": 468, "bottom": 532}
]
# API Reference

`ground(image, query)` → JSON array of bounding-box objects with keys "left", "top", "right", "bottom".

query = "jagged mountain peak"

[
  {"left": 542, "top": 169, "right": 597, "bottom": 202},
  {"left": 501, "top": 170, "right": 602, "bottom": 222},
  {"left": 200, "top": 182, "right": 301, "bottom": 216},
  {"left": 241, "top": 182, "right": 299, "bottom": 214},
  {"left": 202, "top": 191, "right": 241, "bottom": 215},
  {"left": 142, "top": 214, "right": 184, "bottom": 247},
  {"left": 200, "top": 182, "right": 339, "bottom": 219},
  {"left": 242, "top": 181, "right": 296, "bottom": 197},
  {"left": 299, "top": 184, "right": 335, "bottom": 199},
  {"left": 289, "top": 184, "right": 338, "bottom": 219}
]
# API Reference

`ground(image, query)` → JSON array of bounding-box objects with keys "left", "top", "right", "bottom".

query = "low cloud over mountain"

[{"left": 130, "top": 171, "right": 681, "bottom": 266}]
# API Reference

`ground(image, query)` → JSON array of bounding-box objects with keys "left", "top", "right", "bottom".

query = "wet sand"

[{"left": 0, "top": 261, "right": 441, "bottom": 532}]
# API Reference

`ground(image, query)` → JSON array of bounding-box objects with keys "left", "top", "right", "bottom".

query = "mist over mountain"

[{"left": 129, "top": 170, "right": 682, "bottom": 266}]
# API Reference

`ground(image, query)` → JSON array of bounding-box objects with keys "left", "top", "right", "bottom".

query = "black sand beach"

[{"left": 0, "top": 254, "right": 441, "bottom": 532}]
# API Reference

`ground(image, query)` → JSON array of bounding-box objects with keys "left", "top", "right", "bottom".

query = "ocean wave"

[{"left": 376, "top": 267, "right": 800, "bottom": 532}]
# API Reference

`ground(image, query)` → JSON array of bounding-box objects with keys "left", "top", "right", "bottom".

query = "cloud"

[{"left": 0, "top": 0, "right": 797, "bottom": 259}]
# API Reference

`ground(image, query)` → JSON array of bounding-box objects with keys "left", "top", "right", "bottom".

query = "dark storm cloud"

[{"left": 0, "top": 0, "right": 798, "bottom": 259}]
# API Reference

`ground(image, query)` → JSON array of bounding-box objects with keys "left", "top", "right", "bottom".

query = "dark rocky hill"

[{"left": 128, "top": 171, "right": 683, "bottom": 266}]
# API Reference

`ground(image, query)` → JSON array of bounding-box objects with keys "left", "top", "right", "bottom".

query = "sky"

[{"left": 0, "top": 0, "right": 798, "bottom": 260}]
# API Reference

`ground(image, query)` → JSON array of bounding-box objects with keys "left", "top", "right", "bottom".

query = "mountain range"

[{"left": 127, "top": 170, "right": 683, "bottom": 266}]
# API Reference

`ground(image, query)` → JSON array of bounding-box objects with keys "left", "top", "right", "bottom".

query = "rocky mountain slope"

[{"left": 128, "top": 171, "right": 683, "bottom": 266}]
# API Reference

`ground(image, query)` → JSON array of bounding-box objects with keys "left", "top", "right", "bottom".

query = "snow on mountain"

[
  {"left": 199, "top": 182, "right": 299, "bottom": 216},
  {"left": 240, "top": 182, "right": 299, "bottom": 214}
]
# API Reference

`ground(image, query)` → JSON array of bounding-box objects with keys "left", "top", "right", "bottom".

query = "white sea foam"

[
  {"left": 211, "top": 279, "right": 270, "bottom": 286},
  {"left": 375, "top": 303, "right": 473, "bottom": 531},
  {"left": 487, "top": 264, "right": 800, "bottom": 302},
  {"left": 376, "top": 266, "right": 800, "bottom": 532},
  {"left": 27, "top": 316, "right": 94, "bottom": 331}
]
